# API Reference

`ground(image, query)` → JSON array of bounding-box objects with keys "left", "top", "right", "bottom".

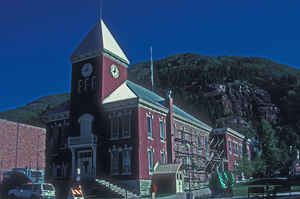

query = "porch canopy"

[{"left": 152, "top": 163, "right": 184, "bottom": 194}]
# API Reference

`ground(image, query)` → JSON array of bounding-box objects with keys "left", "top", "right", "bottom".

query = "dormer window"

[{"left": 78, "top": 113, "right": 94, "bottom": 136}]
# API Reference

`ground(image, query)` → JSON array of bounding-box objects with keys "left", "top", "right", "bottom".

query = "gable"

[{"left": 102, "top": 82, "right": 137, "bottom": 104}]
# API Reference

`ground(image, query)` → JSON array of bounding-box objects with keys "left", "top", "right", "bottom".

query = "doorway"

[{"left": 77, "top": 150, "right": 93, "bottom": 179}]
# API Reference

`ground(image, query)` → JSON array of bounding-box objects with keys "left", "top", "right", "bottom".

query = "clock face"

[
  {"left": 110, "top": 64, "right": 119, "bottom": 79},
  {"left": 81, "top": 63, "right": 93, "bottom": 77}
]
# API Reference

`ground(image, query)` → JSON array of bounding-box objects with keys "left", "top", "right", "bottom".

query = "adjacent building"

[
  {"left": 0, "top": 119, "right": 46, "bottom": 182},
  {"left": 210, "top": 128, "right": 251, "bottom": 177}
]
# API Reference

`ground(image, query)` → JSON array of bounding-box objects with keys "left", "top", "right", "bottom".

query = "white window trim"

[
  {"left": 228, "top": 139, "right": 232, "bottom": 154},
  {"left": 121, "top": 147, "right": 132, "bottom": 175},
  {"left": 110, "top": 117, "right": 119, "bottom": 140},
  {"left": 121, "top": 112, "right": 131, "bottom": 139},
  {"left": 160, "top": 150, "right": 166, "bottom": 165},
  {"left": 233, "top": 141, "right": 239, "bottom": 157},
  {"left": 146, "top": 114, "right": 153, "bottom": 140},
  {"left": 147, "top": 148, "right": 154, "bottom": 175},
  {"left": 159, "top": 119, "right": 165, "bottom": 142},
  {"left": 78, "top": 113, "right": 94, "bottom": 137},
  {"left": 109, "top": 146, "right": 121, "bottom": 175}
]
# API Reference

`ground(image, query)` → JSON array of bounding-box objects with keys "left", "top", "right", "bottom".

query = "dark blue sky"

[{"left": 1, "top": 1, "right": 300, "bottom": 111}]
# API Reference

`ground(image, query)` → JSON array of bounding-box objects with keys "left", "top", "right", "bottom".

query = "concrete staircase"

[
  {"left": 95, "top": 179, "right": 139, "bottom": 199},
  {"left": 81, "top": 178, "right": 139, "bottom": 199}
]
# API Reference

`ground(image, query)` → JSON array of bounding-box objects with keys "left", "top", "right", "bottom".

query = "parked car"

[{"left": 8, "top": 183, "right": 55, "bottom": 199}]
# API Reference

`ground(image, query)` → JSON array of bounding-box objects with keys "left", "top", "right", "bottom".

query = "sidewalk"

[
  {"left": 210, "top": 192, "right": 300, "bottom": 199},
  {"left": 151, "top": 192, "right": 300, "bottom": 199}
]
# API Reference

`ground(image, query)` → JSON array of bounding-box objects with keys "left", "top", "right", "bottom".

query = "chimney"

[{"left": 166, "top": 90, "right": 175, "bottom": 163}]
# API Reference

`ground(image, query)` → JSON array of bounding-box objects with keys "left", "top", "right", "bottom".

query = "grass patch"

[
  {"left": 232, "top": 184, "right": 248, "bottom": 196},
  {"left": 233, "top": 184, "right": 300, "bottom": 197},
  {"left": 291, "top": 186, "right": 300, "bottom": 192}
]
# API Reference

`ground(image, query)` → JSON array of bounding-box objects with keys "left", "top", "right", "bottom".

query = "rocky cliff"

[{"left": 128, "top": 53, "right": 300, "bottom": 141}]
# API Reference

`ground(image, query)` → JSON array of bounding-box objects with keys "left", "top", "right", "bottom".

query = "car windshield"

[
  {"left": 43, "top": 184, "right": 54, "bottom": 191},
  {"left": 31, "top": 171, "right": 42, "bottom": 177}
]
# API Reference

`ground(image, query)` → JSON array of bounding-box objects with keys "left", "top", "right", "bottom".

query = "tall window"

[
  {"left": 147, "top": 116, "right": 152, "bottom": 138},
  {"left": 111, "top": 150, "right": 119, "bottom": 174},
  {"left": 160, "top": 121, "right": 165, "bottom": 140},
  {"left": 122, "top": 115, "right": 131, "bottom": 137},
  {"left": 122, "top": 150, "right": 131, "bottom": 173},
  {"left": 148, "top": 150, "right": 154, "bottom": 173},
  {"left": 205, "top": 136, "right": 208, "bottom": 151},
  {"left": 78, "top": 114, "right": 94, "bottom": 136},
  {"left": 234, "top": 143, "right": 237, "bottom": 154},
  {"left": 111, "top": 118, "right": 119, "bottom": 139},
  {"left": 173, "top": 125, "right": 176, "bottom": 137},
  {"left": 198, "top": 135, "right": 202, "bottom": 148},
  {"left": 161, "top": 152, "right": 166, "bottom": 164},
  {"left": 228, "top": 140, "right": 232, "bottom": 153},
  {"left": 247, "top": 146, "right": 251, "bottom": 160},
  {"left": 239, "top": 144, "right": 243, "bottom": 157},
  {"left": 181, "top": 132, "right": 185, "bottom": 144}
]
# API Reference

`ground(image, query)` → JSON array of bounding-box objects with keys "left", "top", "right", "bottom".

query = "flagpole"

[{"left": 150, "top": 46, "right": 154, "bottom": 90}]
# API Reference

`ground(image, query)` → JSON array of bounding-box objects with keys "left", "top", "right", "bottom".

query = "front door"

[{"left": 77, "top": 150, "right": 93, "bottom": 179}]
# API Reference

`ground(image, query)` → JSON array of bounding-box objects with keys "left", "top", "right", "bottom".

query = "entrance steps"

[{"left": 81, "top": 179, "right": 139, "bottom": 199}]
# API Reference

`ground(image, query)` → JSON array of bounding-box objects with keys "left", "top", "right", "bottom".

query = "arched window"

[{"left": 78, "top": 114, "right": 94, "bottom": 136}]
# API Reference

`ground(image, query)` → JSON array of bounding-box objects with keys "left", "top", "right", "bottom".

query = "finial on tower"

[{"left": 99, "top": 0, "right": 103, "bottom": 21}]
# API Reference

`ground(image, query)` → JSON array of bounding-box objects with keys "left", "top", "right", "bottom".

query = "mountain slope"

[
  {"left": 1, "top": 53, "right": 300, "bottom": 143},
  {"left": 0, "top": 93, "right": 69, "bottom": 127}
]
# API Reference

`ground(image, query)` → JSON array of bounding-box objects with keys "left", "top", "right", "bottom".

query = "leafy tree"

[
  {"left": 234, "top": 155, "right": 266, "bottom": 178},
  {"left": 258, "top": 120, "right": 282, "bottom": 176}
]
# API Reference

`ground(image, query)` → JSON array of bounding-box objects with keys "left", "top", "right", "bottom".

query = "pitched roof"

[
  {"left": 126, "top": 80, "right": 211, "bottom": 129},
  {"left": 70, "top": 20, "right": 129, "bottom": 64}
]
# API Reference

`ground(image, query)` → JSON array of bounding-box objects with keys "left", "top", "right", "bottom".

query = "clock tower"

[{"left": 67, "top": 19, "right": 130, "bottom": 177}]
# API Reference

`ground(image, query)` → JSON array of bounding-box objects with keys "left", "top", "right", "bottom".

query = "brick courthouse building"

[
  {"left": 0, "top": 119, "right": 46, "bottom": 182},
  {"left": 42, "top": 19, "right": 253, "bottom": 195}
]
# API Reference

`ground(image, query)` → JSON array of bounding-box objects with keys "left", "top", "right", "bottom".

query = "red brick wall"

[
  {"left": 0, "top": 119, "right": 46, "bottom": 181},
  {"left": 225, "top": 134, "right": 243, "bottom": 171},
  {"left": 101, "top": 55, "right": 128, "bottom": 100},
  {"left": 138, "top": 107, "right": 167, "bottom": 180}
]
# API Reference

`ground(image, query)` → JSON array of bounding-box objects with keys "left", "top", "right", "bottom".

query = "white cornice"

[
  {"left": 42, "top": 111, "right": 70, "bottom": 123},
  {"left": 173, "top": 113, "right": 212, "bottom": 132},
  {"left": 138, "top": 98, "right": 168, "bottom": 114},
  {"left": 138, "top": 103, "right": 167, "bottom": 116},
  {"left": 103, "top": 98, "right": 138, "bottom": 112},
  {"left": 213, "top": 128, "right": 245, "bottom": 140}
]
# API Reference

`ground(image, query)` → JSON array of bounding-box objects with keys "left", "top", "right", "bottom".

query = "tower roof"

[{"left": 70, "top": 20, "right": 130, "bottom": 64}]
